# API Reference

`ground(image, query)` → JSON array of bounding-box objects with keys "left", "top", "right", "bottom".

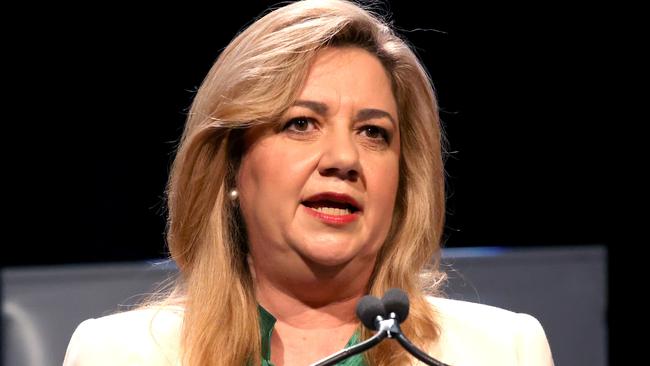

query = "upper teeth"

[{"left": 313, "top": 206, "right": 352, "bottom": 215}]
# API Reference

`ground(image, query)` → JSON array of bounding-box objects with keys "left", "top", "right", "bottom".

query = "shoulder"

[
  {"left": 63, "top": 305, "right": 184, "bottom": 366},
  {"left": 426, "top": 297, "right": 554, "bottom": 366}
]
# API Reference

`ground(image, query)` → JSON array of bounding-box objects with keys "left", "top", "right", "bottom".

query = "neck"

[
  {"left": 258, "top": 281, "right": 361, "bottom": 328},
  {"left": 251, "top": 258, "right": 374, "bottom": 328}
]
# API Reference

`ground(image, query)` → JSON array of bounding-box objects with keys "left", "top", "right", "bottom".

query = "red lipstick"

[{"left": 301, "top": 192, "right": 362, "bottom": 225}]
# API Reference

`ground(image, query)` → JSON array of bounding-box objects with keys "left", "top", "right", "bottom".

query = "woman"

[{"left": 63, "top": 0, "right": 554, "bottom": 365}]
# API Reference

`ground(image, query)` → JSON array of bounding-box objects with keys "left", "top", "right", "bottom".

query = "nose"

[{"left": 317, "top": 128, "right": 361, "bottom": 181}]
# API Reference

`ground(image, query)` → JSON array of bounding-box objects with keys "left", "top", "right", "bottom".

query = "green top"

[{"left": 258, "top": 305, "right": 367, "bottom": 366}]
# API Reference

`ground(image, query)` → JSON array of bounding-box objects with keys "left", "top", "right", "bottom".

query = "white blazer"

[{"left": 63, "top": 297, "right": 554, "bottom": 365}]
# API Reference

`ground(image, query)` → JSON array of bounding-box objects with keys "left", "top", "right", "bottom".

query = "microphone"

[
  {"left": 382, "top": 288, "right": 409, "bottom": 322},
  {"left": 380, "top": 289, "right": 450, "bottom": 366},
  {"left": 356, "top": 295, "right": 387, "bottom": 330},
  {"left": 310, "top": 289, "right": 451, "bottom": 366}
]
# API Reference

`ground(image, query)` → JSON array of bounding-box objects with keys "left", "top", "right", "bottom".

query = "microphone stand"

[
  {"left": 309, "top": 320, "right": 388, "bottom": 366},
  {"left": 381, "top": 312, "right": 451, "bottom": 366},
  {"left": 310, "top": 313, "right": 451, "bottom": 366},
  {"left": 394, "top": 332, "right": 448, "bottom": 366}
]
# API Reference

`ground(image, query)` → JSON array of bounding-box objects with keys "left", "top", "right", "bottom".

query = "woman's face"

[{"left": 237, "top": 47, "right": 400, "bottom": 277}]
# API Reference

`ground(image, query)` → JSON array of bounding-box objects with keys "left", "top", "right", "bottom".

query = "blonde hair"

[{"left": 165, "top": 0, "right": 446, "bottom": 365}]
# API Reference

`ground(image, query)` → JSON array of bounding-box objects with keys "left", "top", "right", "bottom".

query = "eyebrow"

[{"left": 293, "top": 100, "right": 397, "bottom": 126}]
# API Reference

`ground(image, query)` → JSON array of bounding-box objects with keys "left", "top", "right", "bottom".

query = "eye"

[
  {"left": 359, "top": 125, "right": 390, "bottom": 143},
  {"left": 282, "top": 116, "right": 316, "bottom": 133}
]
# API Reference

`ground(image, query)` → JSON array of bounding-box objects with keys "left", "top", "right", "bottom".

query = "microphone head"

[
  {"left": 356, "top": 295, "right": 386, "bottom": 331},
  {"left": 381, "top": 288, "right": 409, "bottom": 322}
]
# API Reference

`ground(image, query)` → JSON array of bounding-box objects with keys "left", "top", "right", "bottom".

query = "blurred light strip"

[{"left": 442, "top": 246, "right": 508, "bottom": 258}]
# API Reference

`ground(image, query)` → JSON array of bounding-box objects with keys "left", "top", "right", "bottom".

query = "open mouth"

[
  {"left": 301, "top": 200, "right": 360, "bottom": 216},
  {"left": 301, "top": 192, "right": 362, "bottom": 218}
]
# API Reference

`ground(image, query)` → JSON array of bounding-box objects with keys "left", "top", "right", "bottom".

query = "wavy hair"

[{"left": 165, "top": 0, "right": 446, "bottom": 364}]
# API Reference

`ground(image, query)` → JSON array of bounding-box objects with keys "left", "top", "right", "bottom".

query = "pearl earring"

[{"left": 228, "top": 189, "right": 239, "bottom": 201}]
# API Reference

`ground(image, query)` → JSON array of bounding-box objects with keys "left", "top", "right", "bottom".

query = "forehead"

[
  {"left": 297, "top": 46, "right": 397, "bottom": 117},
  {"left": 304, "top": 46, "right": 392, "bottom": 87}
]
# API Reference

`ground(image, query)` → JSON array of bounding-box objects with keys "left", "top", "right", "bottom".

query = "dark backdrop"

[
  {"left": 9, "top": 1, "right": 611, "bottom": 265},
  {"left": 7, "top": 0, "right": 617, "bottom": 360}
]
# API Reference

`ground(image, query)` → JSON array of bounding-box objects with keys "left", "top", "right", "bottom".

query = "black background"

[{"left": 7, "top": 0, "right": 620, "bottom": 361}]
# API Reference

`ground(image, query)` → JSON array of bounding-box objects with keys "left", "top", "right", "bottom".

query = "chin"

[
  {"left": 303, "top": 248, "right": 352, "bottom": 266},
  {"left": 296, "top": 241, "right": 359, "bottom": 268},
  {"left": 304, "top": 253, "right": 354, "bottom": 268},
  {"left": 288, "top": 230, "right": 380, "bottom": 267},
  {"left": 299, "top": 242, "right": 380, "bottom": 272}
]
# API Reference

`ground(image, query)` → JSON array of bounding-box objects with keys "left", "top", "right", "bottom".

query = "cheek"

[
  {"left": 237, "top": 141, "right": 317, "bottom": 212},
  {"left": 238, "top": 145, "right": 279, "bottom": 209},
  {"left": 237, "top": 142, "right": 292, "bottom": 247},
  {"left": 366, "top": 156, "right": 400, "bottom": 222}
]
